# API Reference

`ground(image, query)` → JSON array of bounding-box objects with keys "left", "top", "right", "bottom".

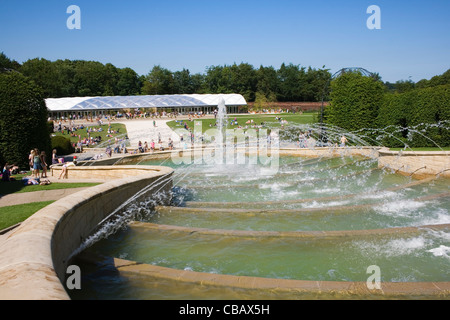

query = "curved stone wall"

[{"left": 0, "top": 166, "right": 173, "bottom": 300}]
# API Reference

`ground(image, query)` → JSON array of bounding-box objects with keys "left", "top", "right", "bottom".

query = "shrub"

[{"left": 51, "top": 135, "right": 74, "bottom": 156}]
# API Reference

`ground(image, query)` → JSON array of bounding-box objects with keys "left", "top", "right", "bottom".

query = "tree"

[
  {"left": 256, "top": 65, "right": 278, "bottom": 98},
  {"left": 0, "top": 71, "right": 51, "bottom": 168},
  {"left": 277, "top": 63, "right": 303, "bottom": 102},
  {"left": 229, "top": 63, "right": 257, "bottom": 102},
  {"left": 253, "top": 91, "right": 277, "bottom": 112},
  {"left": 142, "top": 65, "right": 174, "bottom": 95},
  {"left": 116, "top": 67, "right": 142, "bottom": 96},
  {"left": 0, "top": 52, "right": 21, "bottom": 71},
  {"left": 204, "top": 65, "right": 234, "bottom": 94},
  {"left": 173, "top": 69, "right": 195, "bottom": 94},
  {"left": 21, "top": 58, "right": 61, "bottom": 98}
]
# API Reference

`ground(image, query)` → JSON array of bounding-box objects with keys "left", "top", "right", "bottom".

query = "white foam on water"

[
  {"left": 428, "top": 245, "right": 450, "bottom": 259},
  {"left": 258, "top": 182, "right": 290, "bottom": 190},
  {"left": 311, "top": 187, "right": 341, "bottom": 194},
  {"left": 374, "top": 200, "right": 427, "bottom": 216},
  {"left": 417, "top": 208, "right": 450, "bottom": 226},
  {"left": 356, "top": 236, "right": 429, "bottom": 258},
  {"left": 386, "top": 237, "right": 429, "bottom": 256},
  {"left": 279, "top": 190, "right": 303, "bottom": 198},
  {"left": 231, "top": 176, "right": 262, "bottom": 183},
  {"left": 301, "top": 200, "right": 350, "bottom": 209},
  {"left": 359, "top": 190, "right": 399, "bottom": 200}
]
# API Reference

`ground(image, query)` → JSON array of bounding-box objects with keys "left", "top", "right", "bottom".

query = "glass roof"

[{"left": 46, "top": 94, "right": 247, "bottom": 112}]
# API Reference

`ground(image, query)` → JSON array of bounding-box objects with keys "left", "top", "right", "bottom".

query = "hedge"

[
  {"left": 325, "top": 71, "right": 449, "bottom": 148},
  {"left": 0, "top": 71, "right": 51, "bottom": 168},
  {"left": 377, "top": 84, "right": 450, "bottom": 147}
]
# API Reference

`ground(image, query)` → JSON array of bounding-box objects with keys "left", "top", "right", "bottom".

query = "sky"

[{"left": 0, "top": 0, "right": 449, "bottom": 83}]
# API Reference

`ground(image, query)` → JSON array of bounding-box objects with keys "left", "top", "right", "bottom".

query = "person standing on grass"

[
  {"left": 29, "top": 149, "right": 35, "bottom": 175},
  {"left": 33, "top": 148, "right": 41, "bottom": 178}
]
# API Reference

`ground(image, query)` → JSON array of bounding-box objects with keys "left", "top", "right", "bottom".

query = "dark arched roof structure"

[{"left": 332, "top": 67, "right": 376, "bottom": 79}]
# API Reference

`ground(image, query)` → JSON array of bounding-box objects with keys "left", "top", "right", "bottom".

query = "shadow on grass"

[{"left": 0, "top": 178, "right": 29, "bottom": 197}]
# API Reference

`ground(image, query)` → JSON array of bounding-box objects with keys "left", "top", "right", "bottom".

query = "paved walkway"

[
  {"left": 0, "top": 175, "right": 106, "bottom": 208},
  {"left": 118, "top": 119, "right": 180, "bottom": 148},
  {"left": 0, "top": 187, "right": 91, "bottom": 208}
]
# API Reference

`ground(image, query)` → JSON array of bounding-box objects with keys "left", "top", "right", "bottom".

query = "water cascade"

[{"left": 69, "top": 116, "right": 450, "bottom": 300}]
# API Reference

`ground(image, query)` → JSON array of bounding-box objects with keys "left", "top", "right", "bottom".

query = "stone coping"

[
  {"left": 50, "top": 164, "right": 167, "bottom": 180},
  {"left": 379, "top": 150, "right": 450, "bottom": 156},
  {"left": 107, "top": 256, "right": 450, "bottom": 299},
  {"left": 129, "top": 221, "right": 450, "bottom": 240},
  {"left": 0, "top": 165, "right": 173, "bottom": 300},
  {"left": 76, "top": 147, "right": 381, "bottom": 166}
]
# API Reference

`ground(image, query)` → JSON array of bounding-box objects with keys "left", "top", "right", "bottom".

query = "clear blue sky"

[{"left": 1, "top": 0, "right": 449, "bottom": 82}]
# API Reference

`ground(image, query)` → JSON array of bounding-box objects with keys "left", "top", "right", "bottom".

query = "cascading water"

[{"left": 69, "top": 121, "right": 450, "bottom": 300}]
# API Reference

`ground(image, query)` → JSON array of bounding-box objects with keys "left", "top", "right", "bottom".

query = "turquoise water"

[{"left": 71, "top": 154, "right": 450, "bottom": 299}]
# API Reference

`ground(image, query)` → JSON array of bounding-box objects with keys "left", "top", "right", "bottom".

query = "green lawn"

[
  {"left": 390, "top": 147, "right": 450, "bottom": 151},
  {"left": 0, "top": 174, "right": 100, "bottom": 231},
  {"left": 0, "top": 178, "right": 100, "bottom": 196},
  {"left": 52, "top": 123, "right": 128, "bottom": 147},
  {"left": 0, "top": 201, "right": 55, "bottom": 230},
  {"left": 167, "top": 112, "right": 318, "bottom": 133}
]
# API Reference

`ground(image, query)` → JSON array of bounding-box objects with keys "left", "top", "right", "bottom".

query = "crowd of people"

[
  {"left": 109, "top": 136, "right": 175, "bottom": 156},
  {"left": 0, "top": 148, "right": 56, "bottom": 186}
]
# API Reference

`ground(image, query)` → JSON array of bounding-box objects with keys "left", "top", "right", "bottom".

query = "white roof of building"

[{"left": 45, "top": 94, "right": 247, "bottom": 112}]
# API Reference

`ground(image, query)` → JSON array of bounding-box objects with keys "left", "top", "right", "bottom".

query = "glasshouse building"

[{"left": 45, "top": 93, "right": 247, "bottom": 119}]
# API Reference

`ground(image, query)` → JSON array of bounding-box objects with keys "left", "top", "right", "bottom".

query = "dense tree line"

[
  {"left": 117, "top": 62, "right": 333, "bottom": 103},
  {"left": 2, "top": 52, "right": 449, "bottom": 104},
  {"left": 20, "top": 58, "right": 143, "bottom": 98},
  {"left": 1, "top": 52, "right": 332, "bottom": 102},
  {"left": 385, "top": 69, "right": 450, "bottom": 93}
]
